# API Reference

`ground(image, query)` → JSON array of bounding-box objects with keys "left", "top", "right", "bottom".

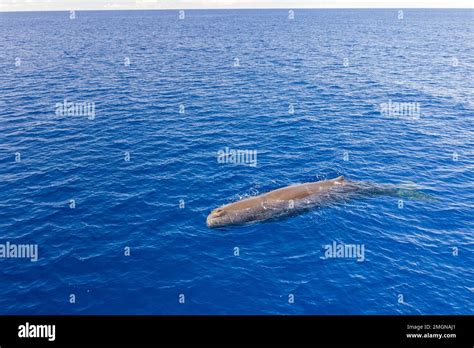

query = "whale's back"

[{"left": 264, "top": 176, "right": 345, "bottom": 201}]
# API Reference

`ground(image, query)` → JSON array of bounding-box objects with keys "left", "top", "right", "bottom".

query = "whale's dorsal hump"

[{"left": 333, "top": 175, "right": 345, "bottom": 183}]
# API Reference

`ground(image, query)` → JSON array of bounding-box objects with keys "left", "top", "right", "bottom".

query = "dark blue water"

[{"left": 0, "top": 9, "right": 473, "bottom": 314}]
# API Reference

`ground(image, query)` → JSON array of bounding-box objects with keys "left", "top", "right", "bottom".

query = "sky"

[{"left": 0, "top": 0, "right": 472, "bottom": 11}]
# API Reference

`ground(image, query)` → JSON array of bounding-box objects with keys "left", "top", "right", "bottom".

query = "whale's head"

[{"left": 206, "top": 207, "right": 233, "bottom": 228}]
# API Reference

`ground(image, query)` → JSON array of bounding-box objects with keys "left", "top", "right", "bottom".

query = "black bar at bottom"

[{"left": 0, "top": 315, "right": 472, "bottom": 346}]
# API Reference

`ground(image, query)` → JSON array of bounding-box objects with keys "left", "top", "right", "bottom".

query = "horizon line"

[{"left": 0, "top": 7, "right": 472, "bottom": 13}]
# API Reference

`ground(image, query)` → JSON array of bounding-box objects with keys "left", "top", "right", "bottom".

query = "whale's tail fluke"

[
  {"left": 348, "top": 181, "right": 436, "bottom": 202},
  {"left": 392, "top": 184, "right": 436, "bottom": 201}
]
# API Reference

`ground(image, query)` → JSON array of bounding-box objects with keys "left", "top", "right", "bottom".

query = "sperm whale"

[{"left": 206, "top": 176, "right": 431, "bottom": 228}]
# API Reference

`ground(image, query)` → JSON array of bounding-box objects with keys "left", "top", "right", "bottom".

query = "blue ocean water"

[{"left": 0, "top": 9, "right": 473, "bottom": 314}]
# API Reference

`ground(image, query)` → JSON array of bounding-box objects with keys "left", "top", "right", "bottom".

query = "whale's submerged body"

[{"left": 206, "top": 176, "right": 431, "bottom": 228}]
